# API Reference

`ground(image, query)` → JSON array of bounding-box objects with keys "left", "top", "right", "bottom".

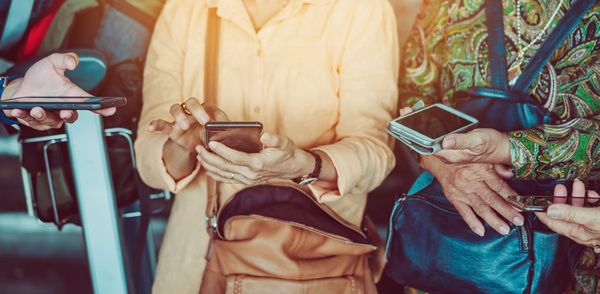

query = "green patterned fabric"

[{"left": 400, "top": 0, "right": 600, "bottom": 293}]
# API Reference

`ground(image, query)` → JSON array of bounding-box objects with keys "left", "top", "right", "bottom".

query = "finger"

[
  {"left": 470, "top": 197, "right": 511, "bottom": 235},
  {"left": 59, "top": 110, "right": 78, "bottom": 123},
  {"left": 484, "top": 175, "right": 524, "bottom": 226},
  {"left": 170, "top": 103, "right": 195, "bottom": 130},
  {"left": 185, "top": 98, "right": 211, "bottom": 125},
  {"left": 442, "top": 132, "right": 483, "bottom": 152},
  {"left": 493, "top": 164, "right": 513, "bottom": 179},
  {"left": 147, "top": 119, "right": 173, "bottom": 133},
  {"left": 536, "top": 212, "right": 589, "bottom": 244},
  {"left": 29, "top": 107, "right": 46, "bottom": 120},
  {"left": 205, "top": 170, "right": 243, "bottom": 185},
  {"left": 399, "top": 107, "right": 413, "bottom": 116},
  {"left": 433, "top": 150, "right": 468, "bottom": 164},
  {"left": 48, "top": 52, "right": 79, "bottom": 73},
  {"left": 571, "top": 179, "right": 585, "bottom": 207},
  {"left": 261, "top": 132, "right": 291, "bottom": 150},
  {"left": 588, "top": 190, "right": 600, "bottom": 203},
  {"left": 207, "top": 141, "right": 251, "bottom": 166},
  {"left": 553, "top": 184, "right": 568, "bottom": 204},
  {"left": 197, "top": 153, "right": 254, "bottom": 184},
  {"left": 93, "top": 107, "right": 116, "bottom": 117},
  {"left": 12, "top": 109, "right": 35, "bottom": 124},
  {"left": 453, "top": 201, "right": 485, "bottom": 237},
  {"left": 547, "top": 203, "right": 600, "bottom": 228},
  {"left": 196, "top": 145, "right": 237, "bottom": 171}
]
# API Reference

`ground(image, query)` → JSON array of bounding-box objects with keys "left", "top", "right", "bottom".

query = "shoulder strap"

[
  {"left": 512, "top": 0, "right": 596, "bottom": 92},
  {"left": 205, "top": 7, "right": 220, "bottom": 219},
  {"left": 0, "top": 0, "right": 35, "bottom": 52},
  {"left": 484, "top": 0, "right": 509, "bottom": 90}
]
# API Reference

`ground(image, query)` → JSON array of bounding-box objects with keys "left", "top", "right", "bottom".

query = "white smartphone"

[{"left": 387, "top": 103, "right": 478, "bottom": 154}]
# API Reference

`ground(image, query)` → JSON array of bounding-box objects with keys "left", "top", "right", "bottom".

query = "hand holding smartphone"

[
  {"left": 387, "top": 104, "right": 478, "bottom": 154},
  {"left": 204, "top": 121, "right": 263, "bottom": 153}
]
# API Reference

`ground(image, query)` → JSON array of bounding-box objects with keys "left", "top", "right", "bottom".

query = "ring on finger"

[
  {"left": 181, "top": 102, "right": 192, "bottom": 115},
  {"left": 229, "top": 173, "right": 235, "bottom": 180}
]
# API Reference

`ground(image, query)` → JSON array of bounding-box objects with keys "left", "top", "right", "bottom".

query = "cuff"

[
  {"left": 138, "top": 132, "right": 201, "bottom": 193},
  {"left": 310, "top": 143, "right": 359, "bottom": 203}
]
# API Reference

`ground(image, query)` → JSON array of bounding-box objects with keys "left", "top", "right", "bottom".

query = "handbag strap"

[
  {"left": 204, "top": 7, "right": 220, "bottom": 224},
  {"left": 484, "top": 0, "right": 596, "bottom": 94},
  {"left": 483, "top": 0, "right": 509, "bottom": 90}
]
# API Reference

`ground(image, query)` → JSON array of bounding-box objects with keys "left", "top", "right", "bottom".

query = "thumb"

[
  {"left": 442, "top": 132, "right": 482, "bottom": 153},
  {"left": 547, "top": 204, "right": 596, "bottom": 227},
  {"left": 493, "top": 164, "right": 513, "bottom": 179},
  {"left": 48, "top": 53, "right": 79, "bottom": 74}
]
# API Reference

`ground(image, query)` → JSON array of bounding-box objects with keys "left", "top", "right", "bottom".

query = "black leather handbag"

[{"left": 384, "top": 0, "right": 596, "bottom": 293}]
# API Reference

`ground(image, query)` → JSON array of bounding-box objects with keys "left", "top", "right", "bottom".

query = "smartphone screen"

[
  {"left": 205, "top": 122, "right": 263, "bottom": 153},
  {"left": 0, "top": 96, "right": 127, "bottom": 110},
  {"left": 392, "top": 106, "right": 474, "bottom": 140}
]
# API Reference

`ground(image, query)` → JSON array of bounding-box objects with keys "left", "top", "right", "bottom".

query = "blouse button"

[{"left": 253, "top": 106, "right": 261, "bottom": 113}]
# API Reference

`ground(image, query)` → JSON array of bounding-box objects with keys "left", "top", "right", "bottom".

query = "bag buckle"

[{"left": 205, "top": 215, "right": 217, "bottom": 260}]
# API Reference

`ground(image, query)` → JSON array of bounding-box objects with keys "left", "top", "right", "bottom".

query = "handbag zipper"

[
  {"left": 385, "top": 196, "right": 405, "bottom": 259},
  {"left": 517, "top": 225, "right": 530, "bottom": 253}
]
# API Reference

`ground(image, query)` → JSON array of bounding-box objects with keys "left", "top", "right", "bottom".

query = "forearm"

[{"left": 163, "top": 139, "right": 197, "bottom": 181}]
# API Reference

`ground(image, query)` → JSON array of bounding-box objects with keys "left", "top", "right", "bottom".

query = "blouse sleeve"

[
  {"left": 509, "top": 61, "right": 600, "bottom": 181},
  {"left": 310, "top": 0, "right": 400, "bottom": 202},
  {"left": 134, "top": 0, "right": 202, "bottom": 192}
]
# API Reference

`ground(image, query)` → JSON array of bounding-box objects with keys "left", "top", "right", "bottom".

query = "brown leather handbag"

[{"left": 199, "top": 184, "right": 384, "bottom": 294}]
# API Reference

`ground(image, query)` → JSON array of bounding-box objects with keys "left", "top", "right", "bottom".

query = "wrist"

[{"left": 294, "top": 149, "right": 316, "bottom": 178}]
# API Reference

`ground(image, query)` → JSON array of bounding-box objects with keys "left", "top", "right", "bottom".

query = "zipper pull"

[{"left": 205, "top": 215, "right": 218, "bottom": 260}]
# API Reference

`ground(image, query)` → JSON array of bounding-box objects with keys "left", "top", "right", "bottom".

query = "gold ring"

[{"left": 181, "top": 103, "right": 192, "bottom": 115}]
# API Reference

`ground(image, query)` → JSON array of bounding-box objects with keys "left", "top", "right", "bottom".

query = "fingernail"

[
  {"left": 209, "top": 141, "right": 217, "bottom": 150},
  {"left": 195, "top": 145, "right": 204, "bottom": 153},
  {"left": 443, "top": 138, "right": 455, "bottom": 149},
  {"left": 11, "top": 109, "right": 22, "bottom": 118},
  {"left": 67, "top": 56, "right": 76, "bottom": 68},
  {"left": 147, "top": 125, "right": 155, "bottom": 131},
  {"left": 32, "top": 110, "right": 42, "bottom": 119},
  {"left": 513, "top": 217, "right": 524, "bottom": 226},
  {"left": 500, "top": 226, "right": 510, "bottom": 235},
  {"left": 196, "top": 155, "right": 202, "bottom": 162},
  {"left": 475, "top": 227, "right": 485, "bottom": 237},
  {"left": 200, "top": 114, "right": 210, "bottom": 124},
  {"left": 547, "top": 206, "right": 561, "bottom": 219},
  {"left": 181, "top": 122, "right": 189, "bottom": 130},
  {"left": 595, "top": 247, "right": 600, "bottom": 254}
]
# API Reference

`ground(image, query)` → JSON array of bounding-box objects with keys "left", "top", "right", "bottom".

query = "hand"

[
  {"left": 149, "top": 98, "right": 228, "bottom": 180},
  {"left": 434, "top": 128, "right": 511, "bottom": 165},
  {"left": 536, "top": 180, "right": 600, "bottom": 253},
  {"left": 421, "top": 155, "right": 524, "bottom": 236},
  {"left": 4, "top": 53, "right": 116, "bottom": 130},
  {"left": 148, "top": 98, "right": 228, "bottom": 153},
  {"left": 196, "top": 132, "right": 314, "bottom": 185}
]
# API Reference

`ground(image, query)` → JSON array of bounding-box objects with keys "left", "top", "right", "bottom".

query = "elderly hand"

[
  {"left": 536, "top": 180, "right": 600, "bottom": 253},
  {"left": 3, "top": 53, "right": 116, "bottom": 130},
  {"left": 434, "top": 128, "right": 511, "bottom": 165},
  {"left": 421, "top": 155, "right": 524, "bottom": 236},
  {"left": 196, "top": 132, "right": 316, "bottom": 185}
]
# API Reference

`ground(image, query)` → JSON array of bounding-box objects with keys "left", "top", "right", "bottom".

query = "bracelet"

[
  {"left": 0, "top": 76, "right": 20, "bottom": 125},
  {"left": 292, "top": 150, "right": 322, "bottom": 186}
]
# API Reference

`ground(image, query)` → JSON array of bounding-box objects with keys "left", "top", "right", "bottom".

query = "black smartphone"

[
  {"left": 204, "top": 121, "right": 263, "bottom": 153},
  {"left": 507, "top": 195, "right": 600, "bottom": 212},
  {"left": 0, "top": 96, "right": 127, "bottom": 110}
]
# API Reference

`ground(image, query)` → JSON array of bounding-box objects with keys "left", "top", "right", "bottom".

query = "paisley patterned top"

[
  {"left": 400, "top": 2, "right": 600, "bottom": 292},
  {"left": 400, "top": 0, "right": 600, "bottom": 181}
]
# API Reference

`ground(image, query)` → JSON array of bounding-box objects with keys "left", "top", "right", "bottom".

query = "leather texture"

[
  {"left": 199, "top": 185, "right": 382, "bottom": 294},
  {"left": 386, "top": 178, "right": 585, "bottom": 294}
]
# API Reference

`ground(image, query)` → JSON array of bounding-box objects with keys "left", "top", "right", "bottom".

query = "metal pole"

[{"left": 65, "top": 111, "right": 131, "bottom": 294}]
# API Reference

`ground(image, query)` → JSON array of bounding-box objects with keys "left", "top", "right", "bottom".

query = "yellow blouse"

[{"left": 134, "top": 0, "right": 399, "bottom": 292}]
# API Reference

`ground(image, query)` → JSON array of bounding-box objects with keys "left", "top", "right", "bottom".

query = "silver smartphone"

[{"left": 387, "top": 104, "right": 478, "bottom": 154}]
